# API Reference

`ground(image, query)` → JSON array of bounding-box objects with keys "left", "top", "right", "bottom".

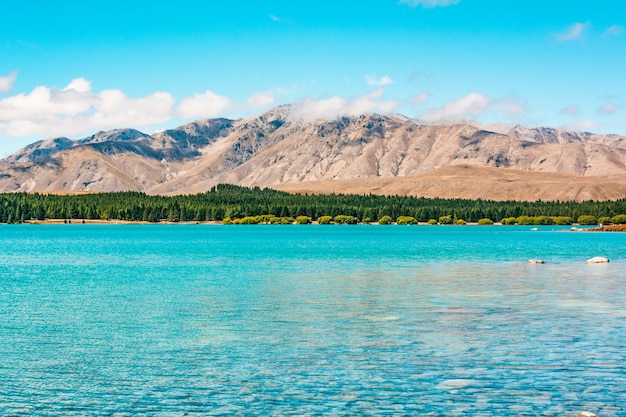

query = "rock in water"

[
  {"left": 528, "top": 259, "right": 545, "bottom": 264},
  {"left": 586, "top": 256, "right": 609, "bottom": 263}
]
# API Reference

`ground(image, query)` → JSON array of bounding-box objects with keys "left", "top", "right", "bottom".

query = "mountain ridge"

[{"left": 1, "top": 106, "right": 625, "bottom": 201}]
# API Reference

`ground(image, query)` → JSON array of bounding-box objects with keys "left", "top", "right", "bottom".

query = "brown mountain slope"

[
  {"left": 273, "top": 165, "right": 626, "bottom": 202},
  {"left": 1, "top": 106, "right": 625, "bottom": 201},
  {"left": 0, "top": 146, "right": 181, "bottom": 192}
]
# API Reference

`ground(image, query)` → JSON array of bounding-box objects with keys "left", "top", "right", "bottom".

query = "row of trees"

[
  {"left": 222, "top": 214, "right": 626, "bottom": 225},
  {"left": 1, "top": 184, "right": 625, "bottom": 224}
]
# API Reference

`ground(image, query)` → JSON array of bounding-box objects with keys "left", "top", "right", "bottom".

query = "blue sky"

[{"left": 1, "top": 0, "right": 624, "bottom": 156}]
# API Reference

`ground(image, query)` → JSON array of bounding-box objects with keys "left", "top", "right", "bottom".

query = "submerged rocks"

[
  {"left": 586, "top": 256, "right": 609, "bottom": 264},
  {"left": 525, "top": 257, "right": 611, "bottom": 264}
]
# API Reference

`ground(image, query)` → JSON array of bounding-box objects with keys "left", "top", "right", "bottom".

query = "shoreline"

[
  {"left": 11, "top": 219, "right": 621, "bottom": 230},
  {"left": 585, "top": 224, "right": 626, "bottom": 232},
  {"left": 21, "top": 219, "right": 221, "bottom": 225}
]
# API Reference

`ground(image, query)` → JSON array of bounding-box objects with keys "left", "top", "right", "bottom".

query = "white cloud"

[
  {"left": 565, "top": 119, "right": 600, "bottom": 132},
  {"left": 178, "top": 89, "right": 281, "bottom": 119},
  {"left": 0, "top": 76, "right": 298, "bottom": 142},
  {"left": 420, "top": 92, "right": 491, "bottom": 121},
  {"left": 246, "top": 90, "right": 275, "bottom": 108},
  {"left": 598, "top": 102, "right": 619, "bottom": 115},
  {"left": 365, "top": 75, "right": 393, "bottom": 86},
  {"left": 177, "top": 90, "right": 233, "bottom": 119},
  {"left": 411, "top": 92, "right": 429, "bottom": 106},
  {"left": 399, "top": 0, "right": 461, "bottom": 8},
  {"left": 289, "top": 88, "right": 400, "bottom": 122},
  {"left": 92, "top": 90, "right": 174, "bottom": 126},
  {"left": 495, "top": 96, "right": 527, "bottom": 119},
  {"left": 559, "top": 104, "right": 580, "bottom": 116},
  {"left": 274, "top": 84, "right": 297, "bottom": 96},
  {"left": 0, "top": 78, "right": 175, "bottom": 137},
  {"left": 64, "top": 77, "right": 92, "bottom": 93},
  {"left": 0, "top": 71, "right": 18, "bottom": 94},
  {"left": 556, "top": 22, "right": 590, "bottom": 42},
  {"left": 268, "top": 14, "right": 293, "bottom": 24},
  {"left": 603, "top": 24, "right": 624, "bottom": 37}
]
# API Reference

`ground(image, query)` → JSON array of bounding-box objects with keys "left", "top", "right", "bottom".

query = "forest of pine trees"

[{"left": 1, "top": 184, "right": 625, "bottom": 225}]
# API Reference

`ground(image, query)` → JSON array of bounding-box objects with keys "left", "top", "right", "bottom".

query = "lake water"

[{"left": 0, "top": 224, "right": 625, "bottom": 416}]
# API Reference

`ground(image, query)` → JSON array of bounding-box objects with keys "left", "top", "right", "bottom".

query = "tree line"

[{"left": 1, "top": 184, "right": 625, "bottom": 225}]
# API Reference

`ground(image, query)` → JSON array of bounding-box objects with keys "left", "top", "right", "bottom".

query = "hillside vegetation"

[{"left": 2, "top": 184, "right": 625, "bottom": 225}]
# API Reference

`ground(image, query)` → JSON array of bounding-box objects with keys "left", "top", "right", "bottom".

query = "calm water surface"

[{"left": 0, "top": 225, "right": 625, "bottom": 416}]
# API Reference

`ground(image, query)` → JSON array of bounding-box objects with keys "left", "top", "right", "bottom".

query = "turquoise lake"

[{"left": 0, "top": 224, "right": 625, "bottom": 416}]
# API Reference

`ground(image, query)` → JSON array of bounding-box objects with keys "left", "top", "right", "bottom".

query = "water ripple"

[{"left": 0, "top": 225, "right": 624, "bottom": 415}]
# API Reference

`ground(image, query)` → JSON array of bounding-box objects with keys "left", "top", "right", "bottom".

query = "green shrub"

[
  {"left": 280, "top": 217, "right": 294, "bottom": 224},
  {"left": 553, "top": 216, "right": 573, "bottom": 225},
  {"left": 222, "top": 217, "right": 233, "bottom": 224},
  {"left": 598, "top": 216, "right": 612, "bottom": 225},
  {"left": 611, "top": 214, "right": 626, "bottom": 224},
  {"left": 378, "top": 215, "right": 393, "bottom": 225},
  {"left": 477, "top": 218, "right": 494, "bottom": 225},
  {"left": 427, "top": 219, "right": 438, "bottom": 225},
  {"left": 397, "top": 216, "right": 418, "bottom": 225},
  {"left": 577, "top": 215, "right": 598, "bottom": 225},
  {"left": 516, "top": 215, "right": 534, "bottom": 225},
  {"left": 269, "top": 216, "right": 282, "bottom": 224},
  {"left": 439, "top": 215, "right": 453, "bottom": 225},
  {"left": 501, "top": 217, "right": 517, "bottom": 225},
  {"left": 317, "top": 216, "right": 332, "bottom": 224},
  {"left": 295, "top": 215, "right": 311, "bottom": 224},
  {"left": 534, "top": 216, "right": 554, "bottom": 225},
  {"left": 236, "top": 216, "right": 260, "bottom": 224},
  {"left": 334, "top": 215, "right": 358, "bottom": 224},
  {"left": 455, "top": 219, "right": 467, "bottom": 225},
  {"left": 258, "top": 214, "right": 275, "bottom": 224}
]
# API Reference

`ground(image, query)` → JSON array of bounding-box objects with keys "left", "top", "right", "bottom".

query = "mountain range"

[{"left": 1, "top": 105, "right": 626, "bottom": 202}]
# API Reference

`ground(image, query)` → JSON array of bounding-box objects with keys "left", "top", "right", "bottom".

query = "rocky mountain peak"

[
  {"left": 257, "top": 104, "right": 292, "bottom": 122},
  {"left": 3, "top": 136, "right": 74, "bottom": 164},
  {"left": 1, "top": 105, "right": 625, "bottom": 200},
  {"left": 77, "top": 128, "right": 149, "bottom": 145}
]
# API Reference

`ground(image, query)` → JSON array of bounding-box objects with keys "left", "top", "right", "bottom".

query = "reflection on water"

[{"left": 0, "top": 225, "right": 624, "bottom": 415}]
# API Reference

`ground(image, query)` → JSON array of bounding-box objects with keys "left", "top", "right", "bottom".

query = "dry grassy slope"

[
  {"left": 273, "top": 165, "right": 626, "bottom": 202},
  {"left": 1, "top": 107, "right": 626, "bottom": 201}
]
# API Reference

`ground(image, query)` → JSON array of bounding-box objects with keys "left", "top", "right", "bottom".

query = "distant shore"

[
  {"left": 15, "top": 219, "right": 623, "bottom": 230},
  {"left": 585, "top": 224, "right": 626, "bottom": 232},
  {"left": 22, "top": 219, "right": 492, "bottom": 226},
  {"left": 22, "top": 219, "right": 220, "bottom": 225}
]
